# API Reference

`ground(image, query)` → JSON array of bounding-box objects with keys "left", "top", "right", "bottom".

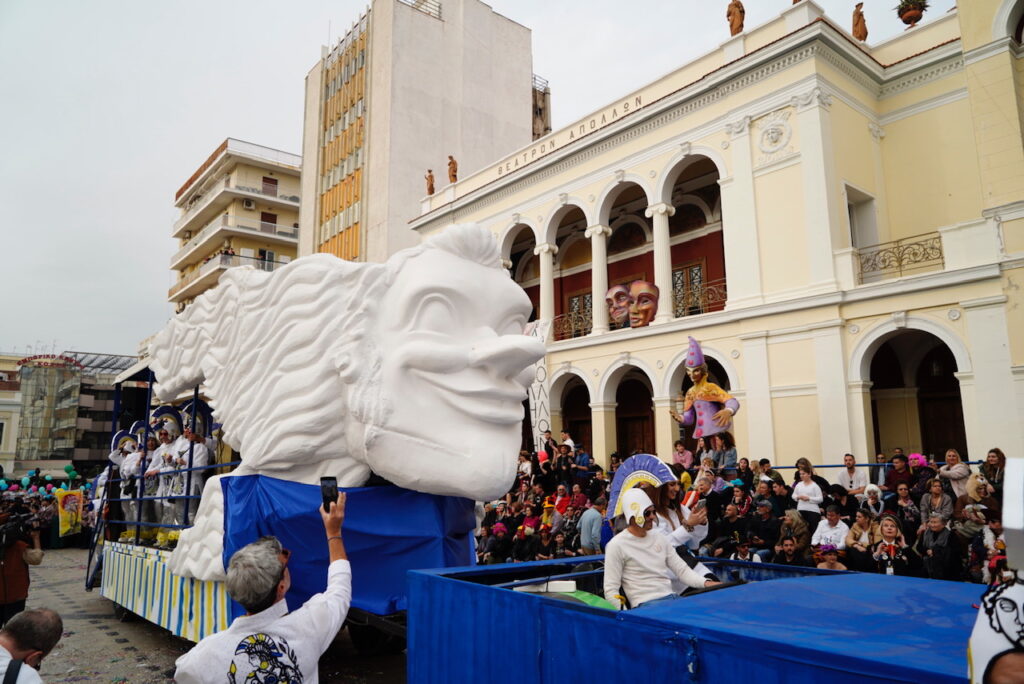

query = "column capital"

[
  {"left": 584, "top": 224, "right": 612, "bottom": 239},
  {"left": 791, "top": 86, "right": 833, "bottom": 113},
  {"left": 533, "top": 242, "right": 559, "bottom": 256},
  {"left": 644, "top": 202, "right": 676, "bottom": 218}
]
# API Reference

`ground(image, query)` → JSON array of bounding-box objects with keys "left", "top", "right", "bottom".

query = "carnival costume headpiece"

[
  {"left": 619, "top": 488, "right": 655, "bottom": 527},
  {"left": 129, "top": 420, "right": 149, "bottom": 444},
  {"left": 685, "top": 336, "right": 706, "bottom": 369},
  {"left": 110, "top": 429, "right": 138, "bottom": 453},
  {"left": 606, "top": 454, "right": 676, "bottom": 520},
  {"left": 151, "top": 405, "right": 183, "bottom": 438},
  {"left": 180, "top": 399, "right": 213, "bottom": 438}
]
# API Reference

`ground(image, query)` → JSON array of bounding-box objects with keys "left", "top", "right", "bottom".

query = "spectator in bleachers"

[
  {"left": 937, "top": 449, "right": 971, "bottom": 499},
  {"left": 845, "top": 509, "right": 882, "bottom": 572},
  {"left": 729, "top": 537, "right": 761, "bottom": 563},
  {"left": 792, "top": 468, "right": 824, "bottom": 529},
  {"left": 872, "top": 514, "right": 913, "bottom": 576},
  {"left": 572, "top": 445, "right": 592, "bottom": 486},
  {"left": 552, "top": 531, "right": 576, "bottom": 559},
  {"left": 534, "top": 526, "right": 555, "bottom": 560},
  {"left": 521, "top": 504, "right": 540, "bottom": 533},
  {"left": 758, "top": 458, "right": 785, "bottom": 488},
  {"left": 889, "top": 483, "right": 921, "bottom": 545},
  {"left": 553, "top": 485, "right": 570, "bottom": 515},
  {"left": 834, "top": 453, "right": 868, "bottom": 501},
  {"left": 711, "top": 433, "right": 737, "bottom": 473},
  {"left": 792, "top": 458, "right": 831, "bottom": 494},
  {"left": 882, "top": 454, "right": 914, "bottom": 497},
  {"left": 916, "top": 513, "right": 956, "bottom": 580},
  {"left": 751, "top": 480, "right": 771, "bottom": 510},
  {"left": 861, "top": 484, "right": 885, "bottom": 518},
  {"left": 512, "top": 526, "right": 537, "bottom": 562},
  {"left": 770, "top": 481, "right": 792, "bottom": 517},
  {"left": 578, "top": 497, "right": 606, "bottom": 555},
  {"left": 587, "top": 468, "right": 609, "bottom": 503},
  {"left": 979, "top": 514, "right": 1006, "bottom": 584},
  {"left": 907, "top": 453, "right": 936, "bottom": 498},
  {"left": 810, "top": 506, "right": 849, "bottom": 555},
  {"left": 980, "top": 448, "right": 1005, "bottom": 502},
  {"left": 918, "top": 478, "right": 953, "bottom": 537},
  {"left": 772, "top": 537, "right": 810, "bottom": 567},
  {"left": 747, "top": 499, "right": 780, "bottom": 561},
  {"left": 776, "top": 510, "right": 810, "bottom": 559},
  {"left": 828, "top": 485, "right": 859, "bottom": 526},
  {"left": 560, "top": 506, "right": 582, "bottom": 550},
  {"left": 704, "top": 503, "right": 746, "bottom": 557},
  {"left": 729, "top": 485, "right": 752, "bottom": 518},
  {"left": 953, "top": 474, "right": 999, "bottom": 541},
  {"left": 672, "top": 440, "right": 694, "bottom": 476},
  {"left": 482, "top": 523, "right": 511, "bottom": 564},
  {"left": 570, "top": 484, "right": 589, "bottom": 509},
  {"left": 694, "top": 438, "right": 714, "bottom": 466},
  {"left": 734, "top": 458, "right": 754, "bottom": 489},
  {"left": 816, "top": 544, "right": 847, "bottom": 571}
]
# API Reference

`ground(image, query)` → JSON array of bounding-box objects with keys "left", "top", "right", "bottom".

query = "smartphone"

[
  {"left": 320, "top": 477, "right": 339, "bottom": 513},
  {"left": 695, "top": 499, "right": 707, "bottom": 511}
]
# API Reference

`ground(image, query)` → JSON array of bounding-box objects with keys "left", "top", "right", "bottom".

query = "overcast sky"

[{"left": 0, "top": 0, "right": 956, "bottom": 357}]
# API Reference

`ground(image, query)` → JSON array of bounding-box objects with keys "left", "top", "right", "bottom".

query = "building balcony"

[
  {"left": 170, "top": 214, "right": 298, "bottom": 270},
  {"left": 172, "top": 177, "right": 300, "bottom": 239},
  {"left": 855, "top": 232, "right": 944, "bottom": 285},
  {"left": 551, "top": 277, "right": 728, "bottom": 342},
  {"left": 168, "top": 253, "right": 290, "bottom": 304}
]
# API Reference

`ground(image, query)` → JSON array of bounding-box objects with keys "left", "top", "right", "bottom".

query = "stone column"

[
  {"left": 812, "top": 322, "right": 852, "bottom": 463},
  {"left": 961, "top": 296, "right": 1024, "bottom": 457},
  {"left": 739, "top": 331, "right": 775, "bottom": 461},
  {"left": 585, "top": 225, "right": 612, "bottom": 335},
  {"left": 720, "top": 116, "right": 764, "bottom": 308},
  {"left": 590, "top": 402, "right": 618, "bottom": 470},
  {"left": 847, "top": 380, "right": 874, "bottom": 460},
  {"left": 533, "top": 242, "right": 558, "bottom": 321},
  {"left": 644, "top": 203, "right": 676, "bottom": 324},
  {"left": 653, "top": 396, "right": 677, "bottom": 459},
  {"left": 795, "top": 87, "right": 841, "bottom": 292}
]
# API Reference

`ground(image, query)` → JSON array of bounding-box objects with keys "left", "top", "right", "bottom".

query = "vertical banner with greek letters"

[{"left": 523, "top": 320, "right": 551, "bottom": 452}]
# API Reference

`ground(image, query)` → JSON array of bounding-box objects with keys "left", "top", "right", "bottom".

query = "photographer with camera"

[
  {"left": 0, "top": 508, "right": 43, "bottom": 627},
  {"left": 174, "top": 494, "right": 350, "bottom": 683}
]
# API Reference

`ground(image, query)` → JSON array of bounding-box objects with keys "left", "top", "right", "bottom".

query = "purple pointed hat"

[{"left": 685, "top": 336, "right": 706, "bottom": 369}]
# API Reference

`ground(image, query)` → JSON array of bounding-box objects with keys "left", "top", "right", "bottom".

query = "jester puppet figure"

[{"left": 669, "top": 337, "right": 739, "bottom": 440}]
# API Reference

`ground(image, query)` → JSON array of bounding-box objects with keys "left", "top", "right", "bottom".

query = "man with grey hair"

[
  {"left": 0, "top": 608, "right": 63, "bottom": 682},
  {"left": 174, "top": 495, "right": 350, "bottom": 683}
]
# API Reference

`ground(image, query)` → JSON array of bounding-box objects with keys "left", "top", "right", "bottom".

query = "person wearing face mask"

[{"left": 0, "top": 609, "right": 63, "bottom": 682}]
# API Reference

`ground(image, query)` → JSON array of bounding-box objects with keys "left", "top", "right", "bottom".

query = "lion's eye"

[{"left": 411, "top": 295, "right": 457, "bottom": 333}]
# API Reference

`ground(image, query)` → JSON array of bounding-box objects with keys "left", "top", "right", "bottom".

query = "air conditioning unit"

[{"left": 242, "top": 199, "right": 256, "bottom": 210}]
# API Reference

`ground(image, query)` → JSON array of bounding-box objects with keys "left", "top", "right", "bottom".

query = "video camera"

[{"left": 0, "top": 511, "right": 37, "bottom": 550}]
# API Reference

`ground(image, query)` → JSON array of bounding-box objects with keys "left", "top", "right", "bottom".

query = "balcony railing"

[
  {"left": 672, "top": 277, "right": 728, "bottom": 318},
  {"left": 168, "top": 253, "right": 288, "bottom": 298},
  {"left": 552, "top": 310, "right": 593, "bottom": 341},
  {"left": 174, "top": 214, "right": 298, "bottom": 263},
  {"left": 398, "top": 0, "right": 441, "bottom": 19},
  {"left": 857, "top": 232, "right": 944, "bottom": 284},
  {"left": 175, "top": 177, "right": 300, "bottom": 234}
]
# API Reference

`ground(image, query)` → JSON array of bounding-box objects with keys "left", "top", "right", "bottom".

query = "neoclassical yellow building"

[{"left": 410, "top": 0, "right": 1024, "bottom": 468}]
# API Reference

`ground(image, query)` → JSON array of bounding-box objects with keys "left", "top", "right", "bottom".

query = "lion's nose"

[{"left": 468, "top": 335, "right": 545, "bottom": 379}]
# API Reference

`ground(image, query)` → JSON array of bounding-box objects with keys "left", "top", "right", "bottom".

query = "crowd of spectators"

[{"left": 475, "top": 435, "right": 1010, "bottom": 586}]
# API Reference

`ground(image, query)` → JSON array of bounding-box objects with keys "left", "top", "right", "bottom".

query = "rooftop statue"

[
  {"left": 150, "top": 224, "right": 546, "bottom": 579},
  {"left": 727, "top": 0, "right": 745, "bottom": 37}
]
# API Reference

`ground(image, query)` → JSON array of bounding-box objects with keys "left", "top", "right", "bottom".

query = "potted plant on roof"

[{"left": 896, "top": 0, "right": 928, "bottom": 28}]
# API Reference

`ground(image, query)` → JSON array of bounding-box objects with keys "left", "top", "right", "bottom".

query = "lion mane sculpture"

[{"left": 150, "top": 224, "right": 545, "bottom": 579}]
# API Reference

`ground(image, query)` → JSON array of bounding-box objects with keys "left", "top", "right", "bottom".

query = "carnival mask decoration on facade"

[
  {"left": 605, "top": 279, "right": 660, "bottom": 329},
  {"left": 605, "top": 284, "right": 632, "bottom": 328},
  {"left": 150, "top": 224, "right": 546, "bottom": 580}
]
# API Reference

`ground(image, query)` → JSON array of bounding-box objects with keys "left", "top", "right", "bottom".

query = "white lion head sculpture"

[{"left": 150, "top": 224, "right": 545, "bottom": 501}]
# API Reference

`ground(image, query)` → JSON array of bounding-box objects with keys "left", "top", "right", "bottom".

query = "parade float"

[{"left": 85, "top": 223, "right": 1022, "bottom": 680}]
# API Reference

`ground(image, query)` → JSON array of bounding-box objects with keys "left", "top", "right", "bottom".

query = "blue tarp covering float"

[
  {"left": 221, "top": 475, "right": 475, "bottom": 619},
  {"left": 407, "top": 557, "right": 981, "bottom": 683}
]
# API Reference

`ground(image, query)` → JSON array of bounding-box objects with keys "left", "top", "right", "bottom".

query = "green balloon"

[
  {"left": 69, "top": 471, "right": 78, "bottom": 479},
  {"left": 63, "top": 464, "right": 74, "bottom": 473}
]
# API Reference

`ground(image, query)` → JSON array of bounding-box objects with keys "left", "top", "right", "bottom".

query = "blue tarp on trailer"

[
  {"left": 407, "top": 559, "right": 982, "bottom": 683},
  {"left": 221, "top": 475, "right": 475, "bottom": 618}
]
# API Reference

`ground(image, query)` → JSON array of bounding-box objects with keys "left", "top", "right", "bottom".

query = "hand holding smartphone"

[{"left": 320, "top": 476, "right": 339, "bottom": 513}]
